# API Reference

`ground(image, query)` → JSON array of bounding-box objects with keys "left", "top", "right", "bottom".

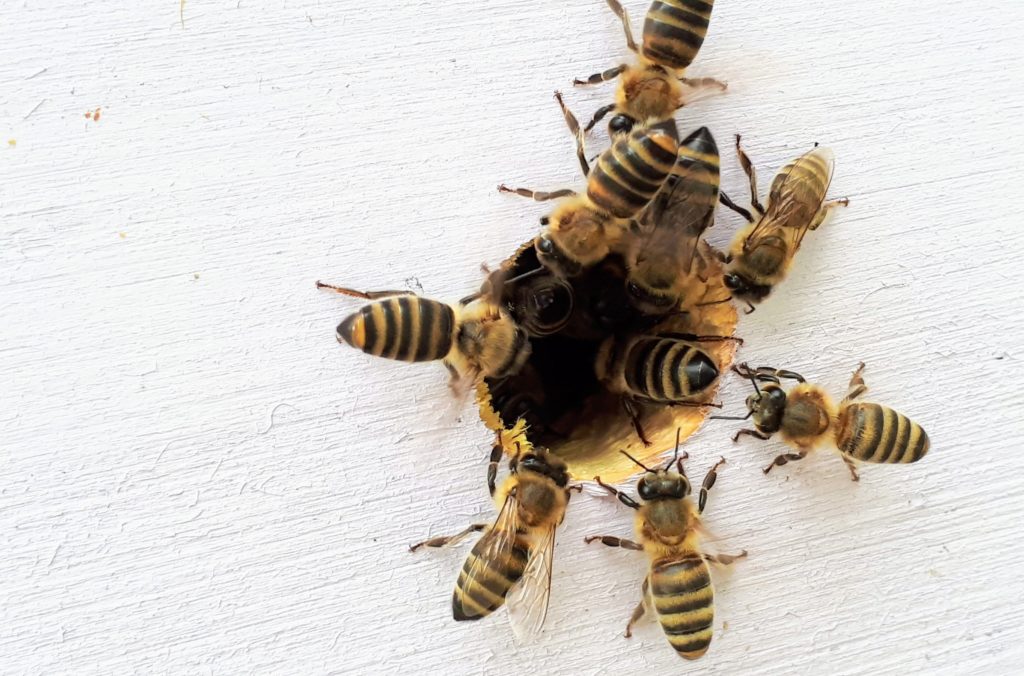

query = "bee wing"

[
  {"left": 635, "top": 176, "right": 711, "bottom": 273},
  {"left": 505, "top": 522, "right": 557, "bottom": 643},
  {"left": 460, "top": 486, "right": 523, "bottom": 610},
  {"left": 760, "top": 147, "right": 836, "bottom": 249}
]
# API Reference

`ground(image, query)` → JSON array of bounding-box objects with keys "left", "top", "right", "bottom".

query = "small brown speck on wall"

[{"left": 85, "top": 108, "right": 101, "bottom": 122}]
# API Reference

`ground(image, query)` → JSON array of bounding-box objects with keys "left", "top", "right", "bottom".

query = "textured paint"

[{"left": 1, "top": 0, "right": 1023, "bottom": 673}]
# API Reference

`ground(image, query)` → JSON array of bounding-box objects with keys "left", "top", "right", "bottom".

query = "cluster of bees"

[{"left": 319, "top": 0, "right": 930, "bottom": 660}]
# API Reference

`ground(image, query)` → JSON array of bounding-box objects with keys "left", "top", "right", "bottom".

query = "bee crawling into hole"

[
  {"left": 585, "top": 430, "right": 746, "bottom": 659},
  {"left": 716, "top": 362, "right": 930, "bottom": 481}
]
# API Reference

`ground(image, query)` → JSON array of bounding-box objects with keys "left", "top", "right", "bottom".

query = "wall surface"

[{"left": 2, "top": 1, "right": 1023, "bottom": 673}]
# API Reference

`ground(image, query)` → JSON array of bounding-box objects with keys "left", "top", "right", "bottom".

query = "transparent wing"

[
  {"left": 762, "top": 146, "right": 835, "bottom": 248},
  {"left": 506, "top": 523, "right": 557, "bottom": 643},
  {"left": 636, "top": 175, "right": 712, "bottom": 274},
  {"left": 462, "top": 486, "right": 522, "bottom": 590}
]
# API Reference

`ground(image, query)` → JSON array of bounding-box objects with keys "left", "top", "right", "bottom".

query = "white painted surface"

[{"left": 2, "top": 0, "right": 1023, "bottom": 673}]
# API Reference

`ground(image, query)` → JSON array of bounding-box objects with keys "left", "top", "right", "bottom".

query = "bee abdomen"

[
  {"left": 588, "top": 122, "right": 680, "bottom": 219},
  {"left": 642, "top": 0, "right": 714, "bottom": 71},
  {"left": 835, "top": 402, "right": 930, "bottom": 464},
  {"left": 624, "top": 337, "right": 718, "bottom": 402},
  {"left": 673, "top": 126, "right": 720, "bottom": 206},
  {"left": 452, "top": 535, "right": 529, "bottom": 621},
  {"left": 337, "top": 296, "right": 454, "bottom": 362},
  {"left": 651, "top": 556, "right": 715, "bottom": 659}
]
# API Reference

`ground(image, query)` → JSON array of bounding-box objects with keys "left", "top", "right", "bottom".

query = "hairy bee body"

[
  {"left": 642, "top": 0, "right": 715, "bottom": 71},
  {"left": 627, "top": 125, "right": 720, "bottom": 314},
  {"left": 336, "top": 295, "right": 530, "bottom": 381},
  {"left": 596, "top": 335, "right": 719, "bottom": 404},
  {"left": 835, "top": 402, "right": 930, "bottom": 464},
  {"left": 649, "top": 555, "right": 715, "bottom": 658}
]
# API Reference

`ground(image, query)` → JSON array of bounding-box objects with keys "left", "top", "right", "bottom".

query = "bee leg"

[
  {"left": 752, "top": 366, "right": 806, "bottom": 383},
  {"left": 762, "top": 450, "right": 809, "bottom": 475},
  {"left": 698, "top": 456, "right": 727, "bottom": 514},
  {"left": 409, "top": 524, "right": 487, "bottom": 552},
  {"left": 593, "top": 476, "right": 641, "bottom": 510},
  {"left": 810, "top": 197, "right": 850, "bottom": 230},
  {"left": 582, "top": 103, "right": 617, "bottom": 134},
  {"left": 719, "top": 191, "right": 755, "bottom": 223},
  {"left": 625, "top": 577, "right": 651, "bottom": 638},
  {"left": 734, "top": 135, "right": 766, "bottom": 216},
  {"left": 655, "top": 331, "right": 743, "bottom": 345},
  {"left": 732, "top": 428, "right": 771, "bottom": 443},
  {"left": 621, "top": 398, "right": 652, "bottom": 447},
  {"left": 679, "top": 76, "right": 728, "bottom": 91},
  {"left": 583, "top": 535, "right": 644, "bottom": 550},
  {"left": 573, "top": 64, "right": 627, "bottom": 87},
  {"left": 497, "top": 185, "right": 576, "bottom": 202},
  {"left": 315, "top": 282, "right": 413, "bottom": 299},
  {"left": 677, "top": 77, "right": 729, "bottom": 107},
  {"left": 841, "top": 454, "right": 861, "bottom": 482},
  {"left": 603, "top": 0, "right": 638, "bottom": 52},
  {"left": 842, "top": 361, "right": 868, "bottom": 404},
  {"left": 704, "top": 550, "right": 748, "bottom": 566},
  {"left": 553, "top": 91, "right": 589, "bottom": 177},
  {"left": 486, "top": 443, "right": 504, "bottom": 497}
]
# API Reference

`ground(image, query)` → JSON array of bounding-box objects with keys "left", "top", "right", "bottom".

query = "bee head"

[
  {"left": 724, "top": 272, "right": 772, "bottom": 302},
  {"left": 516, "top": 274, "right": 574, "bottom": 336},
  {"left": 512, "top": 448, "right": 569, "bottom": 488},
  {"left": 535, "top": 233, "right": 583, "bottom": 278},
  {"left": 747, "top": 384, "right": 787, "bottom": 433},
  {"left": 637, "top": 470, "right": 690, "bottom": 501}
]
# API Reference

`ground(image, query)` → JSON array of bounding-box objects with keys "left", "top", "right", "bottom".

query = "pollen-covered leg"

[
  {"left": 734, "top": 134, "right": 766, "bottom": 215},
  {"left": 554, "top": 91, "right": 589, "bottom": 177},
  {"left": 315, "top": 282, "right": 413, "bottom": 300},
  {"left": 762, "top": 450, "right": 809, "bottom": 475},
  {"left": 698, "top": 457, "right": 727, "bottom": 514},
  {"left": 573, "top": 64, "right": 627, "bottom": 87},
  {"left": 704, "top": 550, "right": 747, "bottom": 565},
  {"left": 584, "top": 535, "right": 644, "bottom": 550},
  {"left": 409, "top": 524, "right": 487, "bottom": 552},
  {"left": 842, "top": 361, "right": 868, "bottom": 404},
  {"left": 497, "top": 185, "right": 576, "bottom": 202},
  {"left": 809, "top": 197, "right": 850, "bottom": 230},
  {"left": 625, "top": 577, "right": 651, "bottom": 638}
]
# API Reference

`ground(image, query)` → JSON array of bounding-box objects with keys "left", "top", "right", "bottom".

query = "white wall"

[{"left": 2, "top": 0, "right": 1023, "bottom": 673}]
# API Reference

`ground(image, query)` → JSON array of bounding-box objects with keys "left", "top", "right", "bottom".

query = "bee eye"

[
  {"left": 608, "top": 115, "right": 635, "bottom": 136},
  {"left": 537, "top": 236, "right": 554, "bottom": 254},
  {"left": 723, "top": 273, "right": 742, "bottom": 290}
]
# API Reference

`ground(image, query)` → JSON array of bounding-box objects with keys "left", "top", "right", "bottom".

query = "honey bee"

[
  {"left": 477, "top": 264, "right": 576, "bottom": 338},
  {"left": 586, "top": 436, "right": 746, "bottom": 659},
  {"left": 595, "top": 332, "right": 734, "bottom": 444},
  {"left": 574, "top": 0, "right": 727, "bottom": 137},
  {"left": 317, "top": 282, "right": 531, "bottom": 389},
  {"left": 719, "top": 136, "right": 849, "bottom": 311},
  {"left": 500, "top": 94, "right": 679, "bottom": 278},
  {"left": 723, "top": 362, "right": 930, "bottom": 481},
  {"left": 411, "top": 446, "right": 579, "bottom": 640},
  {"left": 626, "top": 125, "right": 721, "bottom": 315}
]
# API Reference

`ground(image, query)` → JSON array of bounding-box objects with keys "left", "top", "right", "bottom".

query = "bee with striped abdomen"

[
  {"left": 626, "top": 125, "right": 721, "bottom": 316},
  {"left": 317, "top": 282, "right": 531, "bottom": 390},
  {"left": 574, "top": 0, "right": 726, "bottom": 138},
  {"left": 500, "top": 95, "right": 679, "bottom": 278},
  {"left": 411, "top": 446, "right": 578, "bottom": 640},
  {"left": 723, "top": 362, "right": 930, "bottom": 481},
  {"left": 585, "top": 437, "right": 746, "bottom": 659},
  {"left": 719, "top": 136, "right": 849, "bottom": 312},
  {"left": 595, "top": 332, "right": 733, "bottom": 444}
]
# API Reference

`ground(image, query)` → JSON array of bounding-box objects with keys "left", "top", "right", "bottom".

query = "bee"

[
  {"left": 586, "top": 435, "right": 746, "bottom": 659},
  {"left": 719, "top": 136, "right": 849, "bottom": 311},
  {"left": 477, "top": 263, "right": 577, "bottom": 338},
  {"left": 723, "top": 362, "right": 930, "bottom": 481},
  {"left": 595, "top": 332, "right": 734, "bottom": 444},
  {"left": 574, "top": 0, "right": 727, "bottom": 138},
  {"left": 411, "top": 446, "right": 579, "bottom": 640},
  {"left": 626, "top": 125, "right": 721, "bottom": 315},
  {"left": 317, "top": 282, "right": 531, "bottom": 388},
  {"left": 500, "top": 93, "right": 680, "bottom": 278}
]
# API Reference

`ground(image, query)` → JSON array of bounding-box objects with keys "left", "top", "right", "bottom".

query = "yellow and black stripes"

[
  {"left": 336, "top": 296, "right": 455, "bottom": 362},
  {"left": 651, "top": 556, "right": 715, "bottom": 659},
  {"left": 671, "top": 125, "right": 720, "bottom": 207},
  {"left": 587, "top": 120, "right": 680, "bottom": 219},
  {"left": 623, "top": 337, "right": 718, "bottom": 402},
  {"left": 835, "top": 403, "right": 930, "bottom": 464},
  {"left": 769, "top": 147, "right": 833, "bottom": 209},
  {"left": 642, "top": 0, "right": 715, "bottom": 71},
  {"left": 452, "top": 533, "right": 529, "bottom": 621}
]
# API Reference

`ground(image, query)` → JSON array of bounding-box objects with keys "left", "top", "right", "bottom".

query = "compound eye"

[
  {"left": 608, "top": 114, "right": 635, "bottom": 136},
  {"left": 537, "top": 236, "right": 555, "bottom": 254},
  {"left": 723, "top": 273, "right": 741, "bottom": 290}
]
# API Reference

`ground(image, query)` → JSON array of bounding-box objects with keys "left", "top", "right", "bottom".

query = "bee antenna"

[
  {"left": 665, "top": 427, "right": 682, "bottom": 471},
  {"left": 709, "top": 411, "right": 753, "bottom": 421},
  {"left": 501, "top": 267, "right": 546, "bottom": 287},
  {"left": 619, "top": 450, "right": 653, "bottom": 473}
]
